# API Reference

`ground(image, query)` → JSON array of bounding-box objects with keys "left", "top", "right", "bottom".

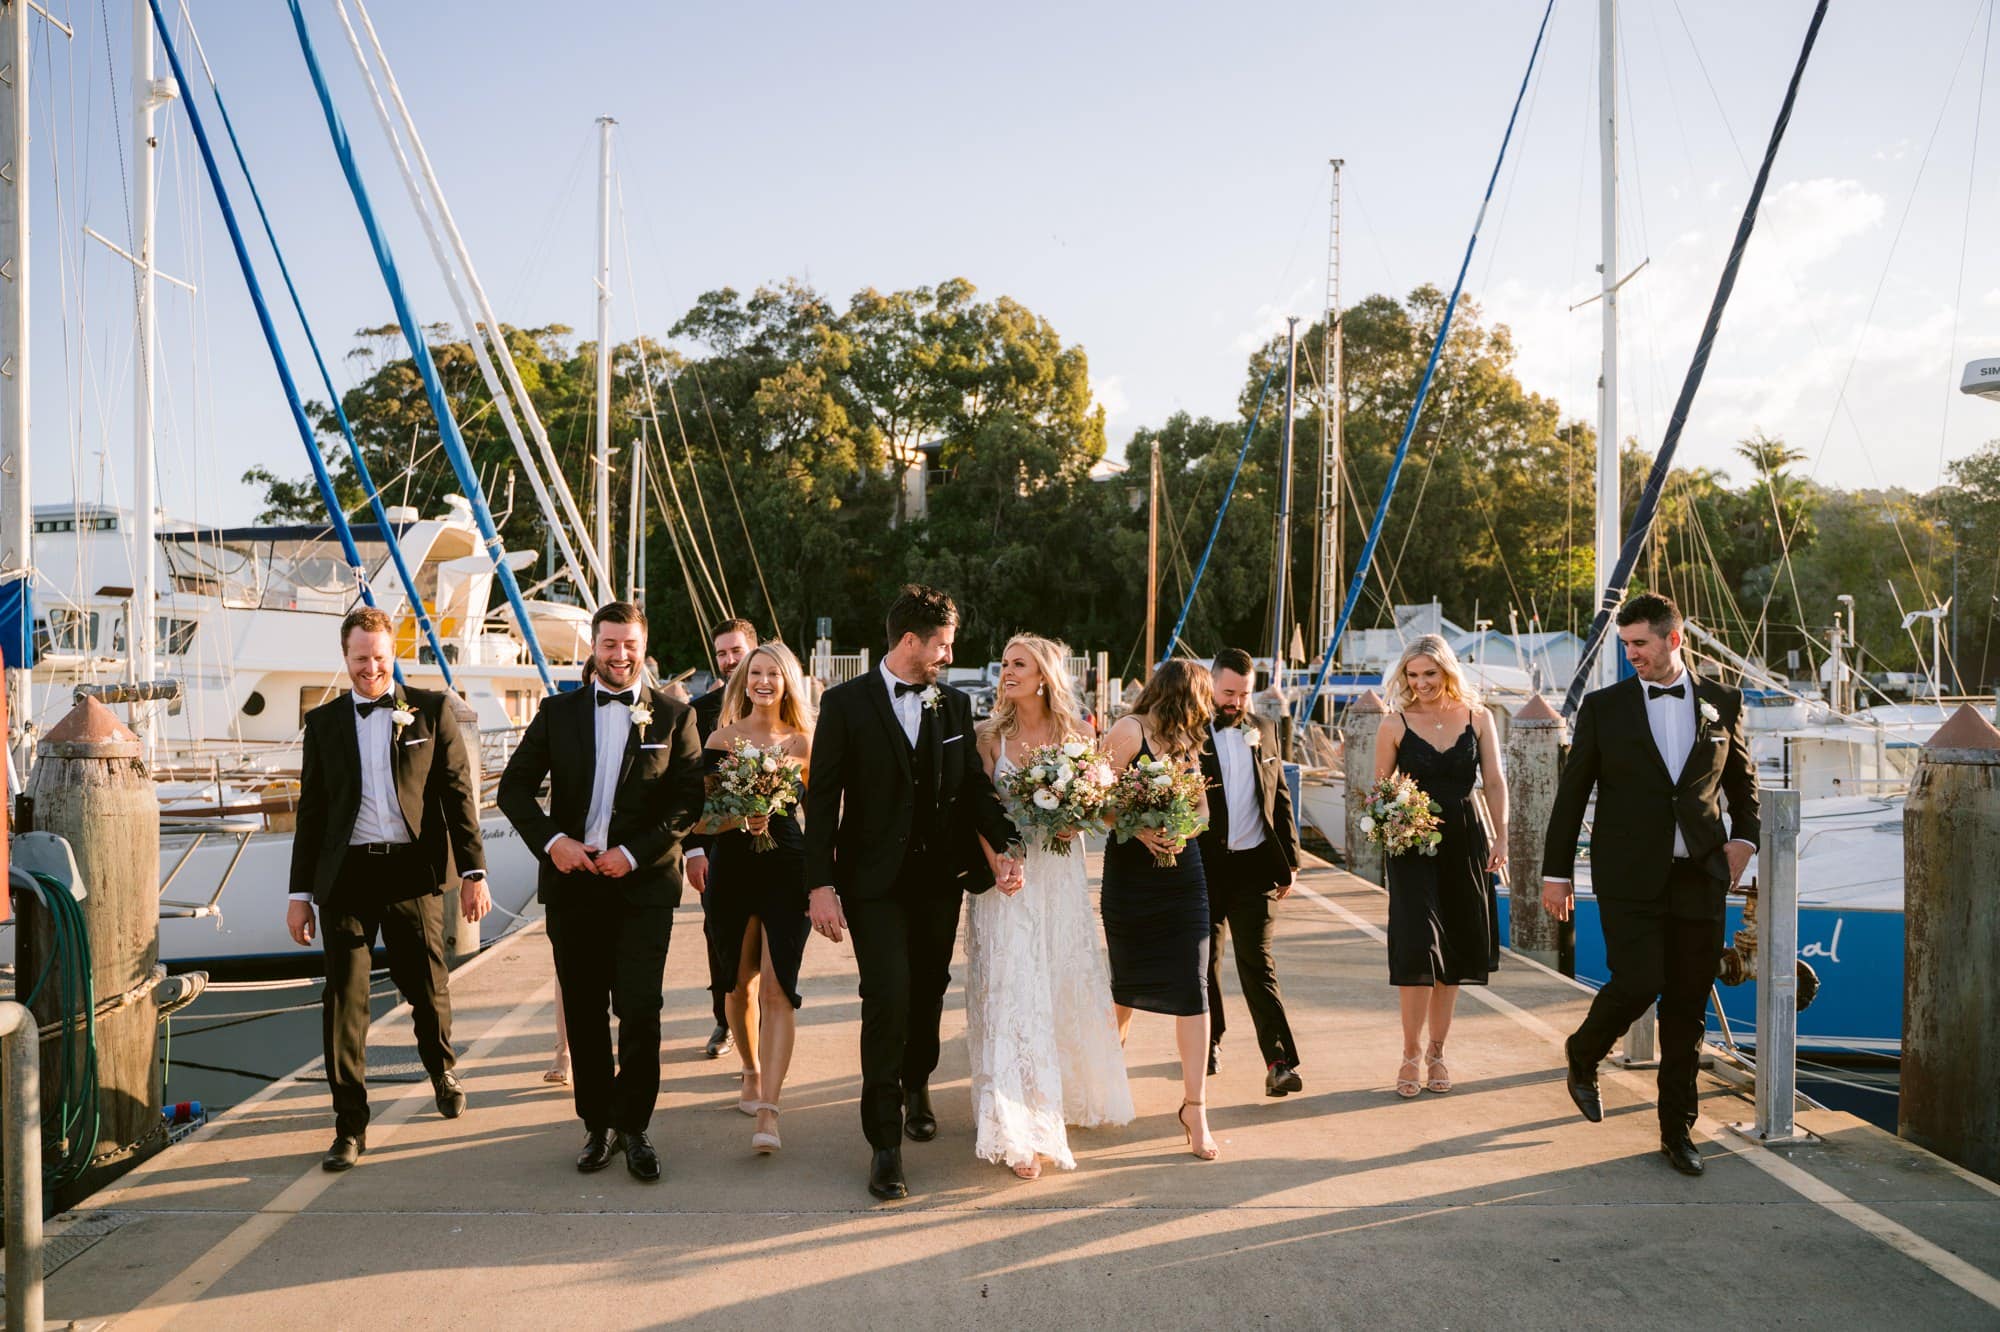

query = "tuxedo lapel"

[
  {"left": 1677, "top": 672, "right": 1723, "bottom": 792},
  {"left": 615, "top": 689, "right": 647, "bottom": 788},
  {"left": 865, "top": 671, "right": 914, "bottom": 778},
  {"left": 926, "top": 696, "right": 945, "bottom": 803},
  {"left": 569, "top": 689, "right": 598, "bottom": 826},
  {"left": 390, "top": 697, "right": 425, "bottom": 838},
  {"left": 333, "top": 701, "right": 364, "bottom": 844},
  {"left": 1203, "top": 727, "right": 1231, "bottom": 837}
]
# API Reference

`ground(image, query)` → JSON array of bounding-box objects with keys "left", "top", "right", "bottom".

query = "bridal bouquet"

[
  {"left": 1106, "top": 754, "right": 1207, "bottom": 868},
  {"left": 996, "top": 738, "right": 1115, "bottom": 856},
  {"left": 703, "top": 737, "right": 804, "bottom": 852},
  {"left": 1360, "top": 772, "right": 1445, "bottom": 857}
]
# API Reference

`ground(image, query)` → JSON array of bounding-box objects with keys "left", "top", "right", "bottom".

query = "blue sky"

[{"left": 22, "top": 0, "right": 2000, "bottom": 528}]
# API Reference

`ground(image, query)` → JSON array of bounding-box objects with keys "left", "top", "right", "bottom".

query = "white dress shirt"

[
  {"left": 1212, "top": 724, "right": 1267, "bottom": 852},
  {"left": 543, "top": 684, "right": 638, "bottom": 871},
  {"left": 1645, "top": 667, "right": 1698, "bottom": 859},
  {"left": 880, "top": 660, "right": 924, "bottom": 747}
]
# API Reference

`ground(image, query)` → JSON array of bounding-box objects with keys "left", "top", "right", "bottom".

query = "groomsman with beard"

[
  {"left": 289, "top": 606, "right": 491, "bottom": 1173},
  {"left": 499, "top": 603, "right": 705, "bottom": 1182},
  {"left": 805, "top": 585, "right": 1021, "bottom": 1200},
  {"left": 686, "top": 617, "right": 759, "bottom": 1059},
  {"left": 1199, "top": 648, "right": 1304, "bottom": 1096}
]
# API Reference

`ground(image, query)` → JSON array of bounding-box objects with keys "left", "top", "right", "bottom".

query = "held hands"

[
  {"left": 286, "top": 899, "right": 317, "bottom": 947},
  {"left": 995, "top": 853, "right": 1025, "bottom": 897},
  {"left": 549, "top": 835, "right": 600, "bottom": 875},
  {"left": 1540, "top": 877, "right": 1574, "bottom": 923},
  {"left": 459, "top": 877, "right": 493, "bottom": 923},
  {"left": 809, "top": 886, "right": 847, "bottom": 944}
]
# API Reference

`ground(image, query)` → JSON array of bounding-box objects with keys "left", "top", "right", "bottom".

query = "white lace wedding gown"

[{"left": 964, "top": 748, "right": 1135, "bottom": 1170}]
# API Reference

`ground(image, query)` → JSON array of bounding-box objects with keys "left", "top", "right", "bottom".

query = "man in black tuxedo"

[
  {"left": 1199, "top": 648, "right": 1303, "bottom": 1096},
  {"left": 498, "top": 602, "right": 705, "bottom": 1183},
  {"left": 687, "top": 617, "right": 758, "bottom": 1059},
  {"left": 288, "top": 606, "right": 491, "bottom": 1173},
  {"left": 1542, "top": 592, "right": 1759, "bottom": 1177},
  {"left": 804, "top": 585, "right": 1021, "bottom": 1200}
]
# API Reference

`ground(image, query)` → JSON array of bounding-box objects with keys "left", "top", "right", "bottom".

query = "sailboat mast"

[
  {"left": 1315, "top": 159, "right": 1344, "bottom": 675},
  {"left": 0, "top": 0, "right": 28, "bottom": 764},
  {"left": 1272, "top": 317, "right": 1298, "bottom": 673},
  {"left": 1145, "top": 438, "right": 1159, "bottom": 679},
  {"left": 1594, "top": 0, "right": 1621, "bottom": 688},
  {"left": 626, "top": 434, "right": 641, "bottom": 604},
  {"left": 593, "top": 114, "right": 615, "bottom": 606},
  {"left": 133, "top": 0, "right": 168, "bottom": 745}
]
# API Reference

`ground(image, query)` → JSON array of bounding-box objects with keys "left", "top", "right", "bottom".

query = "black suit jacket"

[
  {"left": 686, "top": 687, "right": 728, "bottom": 862},
  {"left": 290, "top": 686, "right": 486, "bottom": 905},
  {"left": 1197, "top": 717, "right": 1300, "bottom": 890},
  {"left": 803, "top": 671, "right": 1015, "bottom": 902},
  {"left": 1542, "top": 671, "right": 1761, "bottom": 903},
  {"left": 496, "top": 684, "right": 706, "bottom": 908}
]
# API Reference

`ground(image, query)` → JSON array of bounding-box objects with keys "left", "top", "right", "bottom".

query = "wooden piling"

[
  {"left": 1902, "top": 704, "right": 2000, "bottom": 1182},
  {"left": 20, "top": 696, "right": 163, "bottom": 1207},
  {"left": 1342, "top": 690, "right": 1386, "bottom": 885},
  {"left": 1503, "top": 694, "right": 1565, "bottom": 966},
  {"left": 443, "top": 691, "right": 481, "bottom": 964}
]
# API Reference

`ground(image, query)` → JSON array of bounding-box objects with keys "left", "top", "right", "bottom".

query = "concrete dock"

[{"left": 33, "top": 862, "right": 2000, "bottom": 1328}]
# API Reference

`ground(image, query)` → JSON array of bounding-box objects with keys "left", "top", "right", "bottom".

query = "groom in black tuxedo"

[
  {"left": 805, "top": 585, "right": 1020, "bottom": 1200},
  {"left": 1542, "top": 592, "right": 1759, "bottom": 1177},
  {"left": 499, "top": 602, "right": 705, "bottom": 1182},
  {"left": 289, "top": 606, "right": 490, "bottom": 1173}
]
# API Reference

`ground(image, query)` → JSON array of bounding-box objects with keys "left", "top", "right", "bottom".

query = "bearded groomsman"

[
  {"left": 1199, "top": 648, "right": 1303, "bottom": 1095},
  {"left": 499, "top": 602, "right": 705, "bottom": 1182},
  {"left": 686, "top": 617, "right": 758, "bottom": 1058},
  {"left": 289, "top": 606, "right": 491, "bottom": 1173},
  {"left": 1542, "top": 592, "right": 1759, "bottom": 1177}
]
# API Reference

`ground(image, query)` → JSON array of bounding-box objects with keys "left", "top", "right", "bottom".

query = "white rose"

[
  {"left": 1029, "top": 766, "right": 1047, "bottom": 782},
  {"left": 762, "top": 757, "right": 779, "bottom": 773},
  {"left": 1359, "top": 815, "right": 1376, "bottom": 833},
  {"left": 1061, "top": 740, "right": 1087, "bottom": 759},
  {"left": 1243, "top": 727, "right": 1261, "bottom": 749},
  {"left": 390, "top": 707, "right": 416, "bottom": 728},
  {"left": 1699, "top": 700, "right": 1720, "bottom": 723},
  {"left": 1032, "top": 788, "right": 1061, "bottom": 811},
  {"left": 1151, "top": 774, "right": 1173, "bottom": 789}
]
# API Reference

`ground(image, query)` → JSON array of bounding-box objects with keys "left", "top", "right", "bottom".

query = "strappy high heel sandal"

[
  {"left": 1011, "top": 1157, "right": 1042, "bottom": 1180},
  {"left": 750, "top": 1103, "right": 782, "bottom": 1154},
  {"left": 1424, "top": 1043, "right": 1453, "bottom": 1094},
  {"left": 1396, "top": 1051, "right": 1423, "bottom": 1099},
  {"left": 1177, "top": 1100, "right": 1219, "bottom": 1161},
  {"left": 737, "top": 1068, "right": 761, "bottom": 1116},
  {"left": 542, "top": 1052, "right": 571, "bottom": 1086}
]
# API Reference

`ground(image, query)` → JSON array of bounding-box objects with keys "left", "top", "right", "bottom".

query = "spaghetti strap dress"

[{"left": 1099, "top": 739, "right": 1210, "bottom": 1016}]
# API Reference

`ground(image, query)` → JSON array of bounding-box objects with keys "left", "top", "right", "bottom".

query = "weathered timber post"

[
  {"left": 1503, "top": 694, "right": 1565, "bottom": 966},
  {"left": 1902, "top": 704, "right": 2000, "bottom": 1181},
  {"left": 1343, "top": 690, "right": 1386, "bottom": 885},
  {"left": 21, "top": 696, "right": 163, "bottom": 1205}
]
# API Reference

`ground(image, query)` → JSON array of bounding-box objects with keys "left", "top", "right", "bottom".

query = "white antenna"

[
  {"left": 594, "top": 116, "right": 616, "bottom": 607},
  {"left": 1594, "top": 0, "right": 1621, "bottom": 689}
]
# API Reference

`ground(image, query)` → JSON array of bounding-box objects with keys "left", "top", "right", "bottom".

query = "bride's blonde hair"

[
  {"left": 982, "top": 634, "right": 1089, "bottom": 743},
  {"left": 1385, "top": 633, "right": 1480, "bottom": 712}
]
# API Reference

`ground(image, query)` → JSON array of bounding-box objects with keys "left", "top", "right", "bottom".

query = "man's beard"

[
  {"left": 595, "top": 657, "right": 637, "bottom": 685},
  {"left": 1214, "top": 704, "right": 1243, "bottom": 727}
]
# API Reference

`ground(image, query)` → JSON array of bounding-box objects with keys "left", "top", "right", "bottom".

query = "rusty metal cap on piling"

[
  {"left": 38, "top": 695, "right": 144, "bottom": 760},
  {"left": 1919, "top": 703, "right": 2000, "bottom": 766},
  {"left": 1348, "top": 689, "right": 1387, "bottom": 715},
  {"left": 1513, "top": 694, "right": 1564, "bottom": 727}
]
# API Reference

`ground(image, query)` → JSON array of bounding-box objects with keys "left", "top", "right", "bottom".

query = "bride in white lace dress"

[{"left": 966, "top": 634, "right": 1134, "bottom": 1179}]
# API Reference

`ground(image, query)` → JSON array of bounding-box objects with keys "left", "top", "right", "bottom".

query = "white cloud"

[
  {"left": 1093, "top": 373, "right": 1130, "bottom": 420},
  {"left": 1231, "top": 276, "right": 1320, "bottom": 356}
]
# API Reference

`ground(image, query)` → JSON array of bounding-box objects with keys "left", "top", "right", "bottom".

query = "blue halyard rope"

[{"left": 1293, "top": 0, "right": 1559, "bottom": 726}]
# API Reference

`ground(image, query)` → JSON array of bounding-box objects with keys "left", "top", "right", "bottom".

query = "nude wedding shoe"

[
  {"left": 1396, "top": 1052, "right": 1423, "bottom": 1099},
  {"left": 737, "top": 1067, "right": 761, "bottom": 1116},
  {"left": 1424, "top": 1044, "right": 1453, "bottom": 1094},
  {"left": 1178, "top": 1100, "right": 1220, "bottom": 1161},
  {"left": 750, "top": 1103, "right": 782, "bottom": 1154}
]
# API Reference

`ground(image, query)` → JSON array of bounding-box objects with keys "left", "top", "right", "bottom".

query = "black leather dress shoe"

[
  {"left": 576, "top": 1128, "right": 616, "bottom": 1173},
  {"left": 1564, "top": 1039, "right": 1604, "bottom": 1123},
  {"left": 322, "top": 1134, "right": 364, "bottom": 1172},
  {"left": 705, "top": 1023, "right": 735, "bottom": 1059},
  {"left": 622, "top": 1131, "right": 662, "bottom": 1182},
  {"left": 868, "top": 1147, "right": 908, "bottom": 1200},
  {"left": 1661, "top": 1132, "right": 1705, "bottom": 1177},
  {"left": 1265, "top": 1062, "right": 1304, "bottom": 1097},
  {"left": 1207, "top": 1044, "right": 1221, "bottom": 1076},
  {"left": 433, "top": 1069, "right": 467, "bottom": 1119},
  {"left": 903, "top": 1086, "right": 938, "bottom": 1142}
]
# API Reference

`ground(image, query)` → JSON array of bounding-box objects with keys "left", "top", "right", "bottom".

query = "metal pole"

[
  {"left": 1317, "top": 160, "right": 1344, "bottom": 671},
  {"left": 0, "top": 999, "right": 44, "bottom": 1332},
  {"left": 0, "top": 0, "right": 29, "bottom": 769},
  {"left": 1594, "top": 0, "right": 1621, "bottom": 690},
  {"left": 1272, "top": 317, "right": 1298, "bottom": 670},
  {"left": 1754, "top": 789, "right": 1803, "bottom": 1140},
  {"left": 632, "top": 439, "right": 645, "bottom": 610},
  {"left": 1145, "top": 439, "right": 1159, "bottom": 679},
  {"left": 132, "top": 0, "right": 167, "bottom": 750},
  {"left": 593, "top": 115, "right": 616, "bottom": 607}
]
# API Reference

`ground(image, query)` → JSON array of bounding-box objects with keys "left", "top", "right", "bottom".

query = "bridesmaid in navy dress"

[
  {"left": 1373, "top": 634, "right": 1509, "bottom": 1100},
  {"left": 1101, "top": 659, "right": 1219, "bottom": 1161}
]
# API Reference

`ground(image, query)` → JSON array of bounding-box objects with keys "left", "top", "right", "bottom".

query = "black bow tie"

[
  {"left": 355, "top": 693, "right": 396, "bottom": 718},
  {"left": 597, "top": 688, "right": 637, "bottom": 708},
  {"left": 893, "top": 679, "right": 926, "bottom": 698},
  {"left": 1647, "top": 683, "right": 1686, "bottom": 700}
]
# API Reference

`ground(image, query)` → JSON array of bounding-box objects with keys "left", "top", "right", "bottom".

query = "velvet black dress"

[
  {"left": 1385, "top": 722, "right": 1493, "bottom": 987},
  {"left": 1100, "top": 740, "right": 1210, "bottom": 1016},
  {"left": 702, "top": 750, "right": 811, "bottom": 1009}
]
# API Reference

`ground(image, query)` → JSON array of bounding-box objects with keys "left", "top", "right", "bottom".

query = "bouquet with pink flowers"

[
  {"left": 1360, "top": 772, "right": 1445, "bottom": 857},
  {"left": 703, "top": 737, "right": 804, "bottom": 852},
  {"left": 1106, "top": 753, "right": 1208, "bottom": 868},
  {"left": 995, "top": 737, "right": 1115, "bottom": 856}
]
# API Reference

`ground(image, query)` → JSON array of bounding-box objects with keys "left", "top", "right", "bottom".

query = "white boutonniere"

[
  {"left": 1698, "top": 699, "right": 1720, "bottom": 725},
  {"left": 629, "top": 700, "right": 654, "bottom": 740},
  {"left": 1242, "top": 726, "right": 1262, "bottom": 750},
  {"left": 390, "top": 698, "right": 415, "bottom": 735},
  {"left": 919, "top": 684, "right": 942, "bottom": 712}
]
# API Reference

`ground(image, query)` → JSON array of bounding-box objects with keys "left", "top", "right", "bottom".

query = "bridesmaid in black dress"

[
  {"left": 1102, "top": 659, "right": 1219, "bottom": 1160},
  {"left": 699, "top": 643, "right": 815, "bottom": 1154},
  {"left": 1374, "top": 634, "right": 1509, "bottom": 1099}
]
